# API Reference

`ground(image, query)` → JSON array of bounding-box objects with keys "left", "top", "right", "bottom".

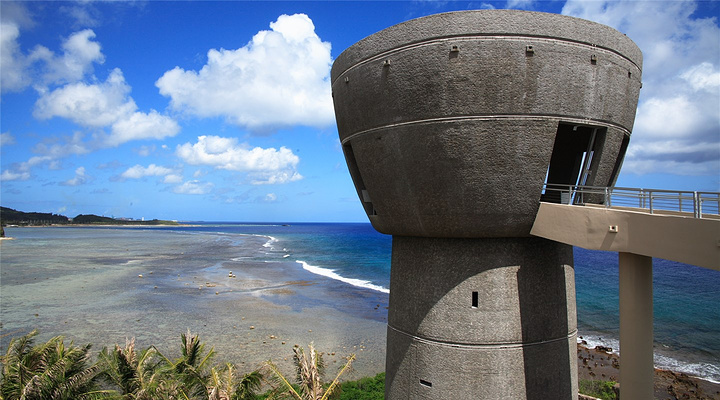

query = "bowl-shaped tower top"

[{"left": 332, "top": 10, "right": 642, "bottom": 238}]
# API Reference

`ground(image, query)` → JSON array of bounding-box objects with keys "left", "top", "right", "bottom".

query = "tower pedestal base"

[{"left": 385, "top": 237, "right": 578, "bottom": 399}]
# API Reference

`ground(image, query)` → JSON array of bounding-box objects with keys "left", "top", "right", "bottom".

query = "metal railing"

[{"left": 541, "top": 184, "right": 720, "bottom": 219}]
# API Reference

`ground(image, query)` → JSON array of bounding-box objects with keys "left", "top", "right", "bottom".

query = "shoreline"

[
  {"left": 578, "top": 344, "right": 720, "bottom": 399},
  {"left": 5, "top": 223, "right": 196, "bottom": 228},
  {"left": 1, "top": 225, "right": 718, "bottom": 393}
]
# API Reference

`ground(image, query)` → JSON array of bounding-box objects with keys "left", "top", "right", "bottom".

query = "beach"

[
  {"left": 0, "top": 226, "right": 388, "bottom": 380},
  {"left": 1, "top": 224, "right": 719, "bottom": 397}
]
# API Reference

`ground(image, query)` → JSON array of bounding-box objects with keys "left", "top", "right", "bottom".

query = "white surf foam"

[
  {"left": 578, "top": 333, "right": 720, "bottom": 383},
  {"left": 296, "top": 260, "right": 389, "bottom": 294}
]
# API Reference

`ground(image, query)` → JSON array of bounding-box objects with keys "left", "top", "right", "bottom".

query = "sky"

[{"left": 1, "top": 0, "right": 719, "bottom": 222}]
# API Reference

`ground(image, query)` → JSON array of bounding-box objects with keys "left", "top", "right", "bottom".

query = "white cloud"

[
  {"left": 563, "top": 0, "right": 720, "bottom": 176},
  {"left": 1, "top": 23, "right": 104, "bottom": 93},
  {"left": 121, "top": 164, "right": 175, "bottom": 179},
  {"left": 173, "top": 180, "right": 213, "bottom": 195},
  {"left": 32, "top": 131, "right": 90, "bottom": 158},
  {"left": 34, "top": 68, "right": 134, "bottom": 126},
  {"left": 31, "top": 29, "right": 104, "bottom": 86},
  {"left": 61, "top": 166, "right": 88, "bottom": 186},
  {"left": 0, "top": 155, "right": 52, "bottom": 181},
  {"left": 176, "top": 135, "right": 303, "bottom": 185},
  {"left": 156, "top": 13, "right": 334, "bottom": 132},
  {"left": 250, "top": 170, "right": 303, "bottom": 185},
  {"left": 108, "top": 110, "right": 180, "bottom": 146},
  {"left": 34, "top": 68, "right": 179, "bottom": 147},
  {"left": 0, "top": 21, "right": 29, "bottom": 92},
  {"left": 0, "top": 132, "right": 16, "bottom": 146},
  {"left": 163, "top": 174, "right": 183, "bottom": 184},
  {"left": 680, "top": 62, "right": 720, "bottom": 93},
  {"left": 634, "top": 96, "right": 705, "bottom": 140},
  {"left": 0, "top": 169, "right": 30, "bottom": 181}
]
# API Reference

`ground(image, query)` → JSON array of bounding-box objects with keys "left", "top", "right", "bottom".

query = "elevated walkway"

[
  {"left": 531, "top": 202, "right": 719, "bottom": 270},
  {"left": 531, "top": 184, "right": 720, "bottom": 399}
]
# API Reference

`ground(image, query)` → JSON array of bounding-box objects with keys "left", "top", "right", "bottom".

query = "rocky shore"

[{"left": 578, "top": 344, "right": 720, "bottom": 399}]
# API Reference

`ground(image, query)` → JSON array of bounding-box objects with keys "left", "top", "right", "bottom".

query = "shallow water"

[
  {"left": 0, "top": 226, "right": 388, "bottom": 377},
  {"left": 1, "top": 223, "right": 718, "bottom": 382}
]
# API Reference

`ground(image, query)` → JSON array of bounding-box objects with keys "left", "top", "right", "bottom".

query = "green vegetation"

[
  {"left": 0, "top": 207, "right": 68, "bottom": 226},
  {"left": 265, "top": 343, "right": 355, "bottom": 400},
  {"left": 337, "top": 373, "right": 385, "bottom": 400},
  {"left": 1, "top": 331, "right": 375, "bottom": 400},
  {"left": 0, "top": 207, "right": 178, "bottom": 227},
  {"left": 0, "top": 330, "right": 114, "bottom": 400},
  {"left": 579, "top": 379, "right": 617, "bottom": 400}
]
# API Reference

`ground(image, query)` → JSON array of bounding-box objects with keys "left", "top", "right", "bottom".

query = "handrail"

[{"left": 541, "top": 184, "right": 720, "bottom": 219}]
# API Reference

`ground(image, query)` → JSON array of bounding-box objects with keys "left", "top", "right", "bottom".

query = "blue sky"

[{"left": 1, "top": 1, "right": 718, "bottom": 222}]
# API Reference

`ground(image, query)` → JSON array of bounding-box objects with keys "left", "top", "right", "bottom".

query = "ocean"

[{"left": 1, "top": 222, "right": 718, "bottom": 382}]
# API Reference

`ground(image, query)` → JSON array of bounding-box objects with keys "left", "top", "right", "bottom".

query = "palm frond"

[
  {"left": 319, "top": 354, "right": 355, "bottom": 400},
  {"left": 265, "top": 360, "right": 303, "bottom": 400}
]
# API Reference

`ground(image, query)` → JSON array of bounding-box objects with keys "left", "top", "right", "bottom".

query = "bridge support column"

[{"left": 619, "top": 252, "right": 653, "bottom": 400}]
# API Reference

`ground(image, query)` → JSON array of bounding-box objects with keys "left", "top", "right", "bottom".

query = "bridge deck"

[{"left": 531, "top": 202, "right": 719, "bottom": 271}]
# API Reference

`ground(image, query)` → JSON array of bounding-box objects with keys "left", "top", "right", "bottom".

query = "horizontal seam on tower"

[
  {"left": 387, "top": 324, "right": 578, "bottom": 350},
  {"left": 340, "top": 114, "right": 631, "bottom": 145},
  {"left": 332, "top": 33, "right": 640, "bottom": 84}
]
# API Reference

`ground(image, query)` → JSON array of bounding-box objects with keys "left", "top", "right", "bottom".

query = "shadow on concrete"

[{"left": 385, "top": 236, "right": 575, "bottom": 399}]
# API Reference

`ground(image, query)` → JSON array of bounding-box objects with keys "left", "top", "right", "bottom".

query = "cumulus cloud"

[
  {"left": 31, "top": 29, "right": 105, "bottom": 86},
  {"left": 61, "top": 166, "right": 88, "bottom": 186},
  {"left": 34, "top": 68, "right": 135, "bottom": 126},
  {"left": 4, "top": 10, "right": 177, "bottom": 149},
  {"left": 34, "top": 68, "right": 179, "bottom": 147},
  {"left": 109, "top": 110, "right": 180, "bottom": 146},
  {"left": 2, "top": 21, "right": 104, "bottom": 93},
  {"left": 120, "top": 164, "right": 175, "bottom": 179},
  {"left": 174, "top": 180, "right": 213, "bottom": 195},
  {"left": 563, "top": 0, "right": 720, "bottom": 176},
  {"left": 176, "top": 135, "right": 303, "bottom": 185},
  {"left": 156, "top": 13, "right": 334, "bottom": 132}
]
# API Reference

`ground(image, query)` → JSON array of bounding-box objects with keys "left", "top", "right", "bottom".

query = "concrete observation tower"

[{"left": 331, "top": 10, "right": 642, "bottom": 399}]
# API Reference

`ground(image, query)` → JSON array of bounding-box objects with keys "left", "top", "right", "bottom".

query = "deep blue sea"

[{"left": 2, "top": 222, "right": 718, "bottom": 382}]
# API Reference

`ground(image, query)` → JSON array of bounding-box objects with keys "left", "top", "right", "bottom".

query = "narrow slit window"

[
  {"left": 420, "top": 379, "right": 433, "bottom": 388},
  {"left": 472, "top": 291, "right": 479, "bottom": 308}
]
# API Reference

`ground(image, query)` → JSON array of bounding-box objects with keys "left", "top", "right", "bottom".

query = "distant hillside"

[
  {"left": 0, "top": 207, "right": 178, "bottom": 226},
  {"left": 0, "top": 207, "right": 69, "bottom": 225}
]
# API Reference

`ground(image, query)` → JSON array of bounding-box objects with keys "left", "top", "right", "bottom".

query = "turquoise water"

[{"left": 1, "top": 223, "right": 718, "bottom": 382}]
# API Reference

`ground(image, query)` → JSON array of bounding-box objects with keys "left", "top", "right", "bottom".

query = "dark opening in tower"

[
  {"left": 343, "top": 143, "right": 376, "bottom": 216},
  {"left": 542, "top": 123, "right": 607, "bottom": 204}
]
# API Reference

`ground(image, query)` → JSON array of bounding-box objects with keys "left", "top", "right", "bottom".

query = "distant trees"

[
  {"left": 0, "top": 207, "right": 177, "bottom": 227},
  {"left": 0, "top": 207, "right": 69, "bottom": 226}
]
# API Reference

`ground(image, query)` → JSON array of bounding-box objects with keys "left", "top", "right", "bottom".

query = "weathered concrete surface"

[
  {"left": 386, "top": 237, "right": 577, "bottom": 398},
  {"left": 332, "top": 9, "right": 642, "bottom": 400},
  {"left": 332, "top": 9, "right": 642, "bottom": 238}
]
